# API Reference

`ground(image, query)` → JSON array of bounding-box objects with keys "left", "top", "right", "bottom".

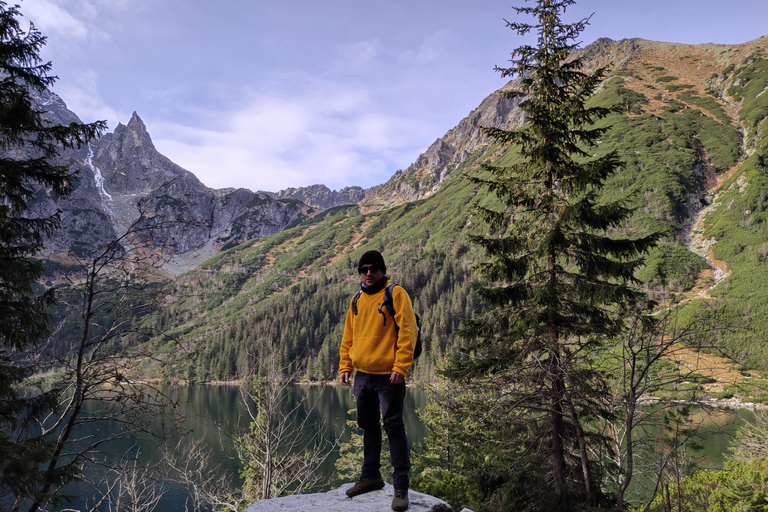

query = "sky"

[{"left": 18, "top": 0, "right": 768, "bottom": 193}]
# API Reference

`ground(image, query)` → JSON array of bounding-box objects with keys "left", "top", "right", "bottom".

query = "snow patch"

[{"left": 85, "top": 143, "right": 113, "bottom": 201}]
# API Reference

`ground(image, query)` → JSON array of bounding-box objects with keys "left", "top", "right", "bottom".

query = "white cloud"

[
  {"left": 338, "top": 39, "right": 382, "bottom": 66},
  {"left": 53, "top": 68, "right": 121, "bottom": 127},
  {"left": 19, "top": 0, "right": 88, "bottom": 39},
  {"left": 148, "top": 82, "right": 429, "bottom": 192}
]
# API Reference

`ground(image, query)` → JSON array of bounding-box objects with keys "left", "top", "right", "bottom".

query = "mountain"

[
  {"left": 128, "top": 36, "right": 768, "bottom": 390},
  {"left": 34, "top": 107, "right": 317, "bottom": 273},
  {"left": 33, "top": 85, "right": 522, "bottom": 273},
  {"left": 35, "top": 36, "right": 768, "bottom": 395},
  {"left": 269, "top": 184, "right": 366, "bottom": 210}
]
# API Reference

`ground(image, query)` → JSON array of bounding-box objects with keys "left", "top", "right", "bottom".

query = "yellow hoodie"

[{"left": 338, "top": 281, "right": 418, "bottom": 377}]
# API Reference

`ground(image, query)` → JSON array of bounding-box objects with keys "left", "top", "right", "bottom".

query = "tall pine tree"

[
  {"left": 444, "top": 1, "right": 659, "bottom": 509},
  {"left": 0, "top": 2, "right": 105, "bottom": 508}
]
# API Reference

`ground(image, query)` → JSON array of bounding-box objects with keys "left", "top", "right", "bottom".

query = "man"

[{"left": 339, "top": 250, "right": 418, "bottom": 512}]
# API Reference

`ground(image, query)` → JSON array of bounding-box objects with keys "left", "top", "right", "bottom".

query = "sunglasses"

[{"left": 358, "top": 264, "right": 380, "bottom": 274}]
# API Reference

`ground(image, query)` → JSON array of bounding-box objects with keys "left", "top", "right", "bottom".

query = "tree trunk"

[
  {"left": 564, "top": 389, "right": 596, "bottom": 507},
  {"left": 551, "top": 372, "right": 567, "bottom": 502},
  {"left": 547, "top": 241, "right": 567, "bottom": 504},
  {"left": 617, "top": 399, "right": 637, "bottom": 510}
]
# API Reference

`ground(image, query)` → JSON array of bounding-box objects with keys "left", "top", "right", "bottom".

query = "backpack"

[{"left": 352, "top": 283, "right": 423, "bottom": 359}]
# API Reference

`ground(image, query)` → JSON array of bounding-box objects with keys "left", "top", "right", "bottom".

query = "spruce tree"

[
  {"left": 444, "top": 0, "right": 659, "bottom": 509},
  {"left": 0, "top": 2, "right": 105, "bottom": 507}
]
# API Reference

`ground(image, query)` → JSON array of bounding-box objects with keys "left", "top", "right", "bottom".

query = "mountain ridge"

[
  {"left": 112, "top": 34, "right": 768, "bottom": 388},
  {"left": 31, "top": 35, "right": 768, "bottom": 391},
  {"left": 32, "top": 65, "right": 527, "bottom": 272},
  {"left": 38, "top": 35, "right": 768, "bottom": 275}
]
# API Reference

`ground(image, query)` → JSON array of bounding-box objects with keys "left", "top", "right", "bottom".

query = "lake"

[
  {"left": 60, "top": 383, "right": 426, "bottom": 512},
  {"left": 58, "top": 384, "right": 752, "bottom": 512}
]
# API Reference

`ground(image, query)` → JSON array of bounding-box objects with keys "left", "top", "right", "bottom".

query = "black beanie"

[{"left": 358, "top": 250, "right": 386, "bottom": 275}]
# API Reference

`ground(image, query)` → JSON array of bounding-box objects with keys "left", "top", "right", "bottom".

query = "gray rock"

[
  {"left": 360, "top": 75, "right": 526, "bottom": 210},
  {"left": 244, "top": 483, "right": 453, "bottom": 512},
  {"left": 29, "top": 93, "right": 312, "bottom": 270},
  {"left": 270, "top": 184, "right": 365, "bottom": 210}
]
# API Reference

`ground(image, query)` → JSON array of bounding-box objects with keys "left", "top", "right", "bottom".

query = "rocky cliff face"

[
  {"left": 359, "top": 78, "right": 526, "bottom": 210},
  {"left": 35, "top": 103, "right": 311, "bottom": 274},
  {"left": 36, "top": 36, "right": 767, "bottom": 273},
  {"left": 269, "top": 184, "right": 365, "bottom": 209}
]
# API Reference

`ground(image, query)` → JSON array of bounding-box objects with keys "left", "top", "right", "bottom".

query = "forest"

[
  {"left": 115, "top": 61, "right": 768, "bottom": 390},
  {"left": 4, "top": 0, "right": 768, "bottom": 510}
]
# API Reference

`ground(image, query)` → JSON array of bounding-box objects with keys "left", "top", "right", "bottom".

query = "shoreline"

[
  {"left": 158, "top": 380, "right": 768, "bottom": 410},
  {"left": 29, "top": 372, "right": 767, "bottom": 410}
]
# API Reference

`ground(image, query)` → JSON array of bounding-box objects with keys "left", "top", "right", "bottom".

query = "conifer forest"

[{"left": 3, "top": 0, "right": 768, "bottom": 510}]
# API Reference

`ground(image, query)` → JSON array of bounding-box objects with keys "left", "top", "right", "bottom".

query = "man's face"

[{"left": 359, "top": 263, "right": 384, "bottom": 287}]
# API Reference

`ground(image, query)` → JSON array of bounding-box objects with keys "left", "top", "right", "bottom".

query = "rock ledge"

[{"left": 244, "top": 483, "right": 454, "bottom": 512}]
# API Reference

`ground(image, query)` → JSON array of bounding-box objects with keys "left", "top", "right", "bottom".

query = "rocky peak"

[
  {"left": 114, "top": 111, "right": 156, "bottom": 151},
  {"left": 270, "top": 184, "right": 366, "bottom": 209},
  {"left": 93, "top": 111, "right": 198, "bottom": 195},
  {"left": 360, "top": 81, "right": 525, "bottom": 210}
]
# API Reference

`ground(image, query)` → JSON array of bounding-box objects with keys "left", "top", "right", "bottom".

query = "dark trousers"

[{"left": 352, "top": 372, "right": 410, "bottom": 489}]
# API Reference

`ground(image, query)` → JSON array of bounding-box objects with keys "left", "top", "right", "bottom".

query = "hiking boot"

[
  {"left": 346, "top": 476, "right": 385, "bottom": 497},
  {"left": 392, "top": 488, "right": 409, "bottom": 511}
]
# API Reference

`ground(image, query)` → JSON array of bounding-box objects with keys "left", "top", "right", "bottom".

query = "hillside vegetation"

[{"left": 122, "top": 37, "right": 768, "bottom": 393}]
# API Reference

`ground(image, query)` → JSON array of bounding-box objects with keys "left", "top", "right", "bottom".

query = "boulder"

[{"left": 244, "top": 483, "right": 454, "bottom": 512}]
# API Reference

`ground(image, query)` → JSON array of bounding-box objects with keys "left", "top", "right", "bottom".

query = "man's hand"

[
  {"left": 390, "top": 371, "right": 404, "bottom": 384},
  {"left": 339, "top": 371, "right": 351, "bottom": 386}
]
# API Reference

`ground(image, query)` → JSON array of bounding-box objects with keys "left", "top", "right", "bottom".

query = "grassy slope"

[{"left": 134, "top": 39, "right": 768, "bottom": 389}]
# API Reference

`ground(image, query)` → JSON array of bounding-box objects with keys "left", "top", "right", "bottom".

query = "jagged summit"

[
  {"left": 115, "top": 111, "right": 156, "bottom": 151},
  {"left": 34, "top": 35, "right": 768, "bottom": 276},
  {"left": 92, "top": 111, "right": 195, "bottom": 195},
  {"left": 36, "top": 103, "right": 312, "bottom": 272},
  {"left": 270, "top": 184, "right": 366, "bottom": 209}
]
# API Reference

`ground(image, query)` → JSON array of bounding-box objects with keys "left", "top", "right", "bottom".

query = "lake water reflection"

[
  {"left": 61, "top": 384, "right": 752, "bottom": 512},
  {"left": 61, "top": 383, "right": 426, "bottom": 512}
]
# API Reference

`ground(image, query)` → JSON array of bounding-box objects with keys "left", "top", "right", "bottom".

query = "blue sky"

[{"left": 20, "top": 0, "right": 768, "bottom": 193}]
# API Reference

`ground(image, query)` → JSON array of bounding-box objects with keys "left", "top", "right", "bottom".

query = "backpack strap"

[
  {"left": 352, "top": 290, "right": 362, "bottom": 315},
  {"left": 353, "top": 284, "right": 397, "bottom": 316},
  {"left": 383, "top": 283, "right": 398, "bottom": 317}
]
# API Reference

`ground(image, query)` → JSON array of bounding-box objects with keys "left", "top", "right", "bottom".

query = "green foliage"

[
  {"left": 677, "top": 90, "right": 732, "bottom": 125},
  {"left": 587, "top": 82, "right": 740, "bottom": 239},
  {"left": 413, "top": 380, "right": 562, "bottom": 512},
  {"left": 438, "top": 2, "right": 661, "bottom": 509},
  {"left": 587, "top": 77, "right": 648, "bottom": 114},
  {"left": 665, "top": 84, "right": 694, "bottom": 92},
  {"left": 0, "top": 2, "right": 105, "bottom": 507},
  {"left": 638, "top": 243, "right": 708, "bottom": 291},
  {"left": 648, "top": 458, "right": 768, "bottom": 512}
]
